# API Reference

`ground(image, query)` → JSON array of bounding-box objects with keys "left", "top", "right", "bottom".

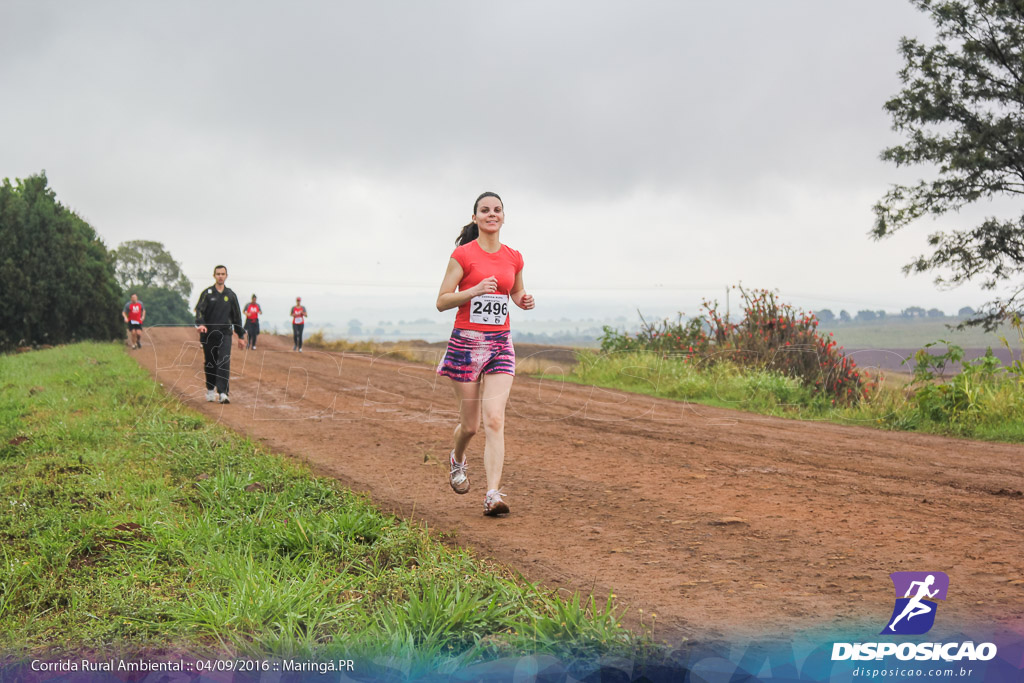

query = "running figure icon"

[
  {"left": 881, "top": 571, "right": 949, "bottom": 635},
  {"left": 888, "top": 574, "right": 939, "bottom": 631}
]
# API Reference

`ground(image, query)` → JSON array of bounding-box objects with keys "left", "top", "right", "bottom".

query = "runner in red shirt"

[
  {"left": 243, "top": 294, "right": 262, "bottom": 350},
  {"left": 436, "top": 192, "right": 535, "bottom": 516},
  {"left": 121, "top": 293, "right": 146, "bottom": 350},
  {"left": 289, "top": 297, "right": 308, "bottom": 352}
]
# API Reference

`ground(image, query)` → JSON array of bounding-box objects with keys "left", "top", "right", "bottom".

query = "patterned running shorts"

[{"left": 436, "top": 329, "right": 516, "bottom": 382}]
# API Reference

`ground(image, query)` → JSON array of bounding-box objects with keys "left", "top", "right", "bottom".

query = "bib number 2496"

[{"left": 470, "top": 294, "right": 509, "bottom": 325}]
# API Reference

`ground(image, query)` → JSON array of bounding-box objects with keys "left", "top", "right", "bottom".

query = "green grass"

[
  {"left": 564, "top": 349, "right": 1024, "bottom": 442},
  {"left": 0, "top": 343, "right": 651, "bottom": 669},
  {"left": 567, "top": 350, "right": 822, "bottom": 415}
]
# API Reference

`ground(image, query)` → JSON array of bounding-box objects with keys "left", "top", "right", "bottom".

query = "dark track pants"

[
  {"left": 244, "top": 320, "right": 259, "bottom": 349},
  {"left": 201, "top": 329, "right": 234, "bottom": 394},
  {"left": 292, "top": 323, "right": 304, "bottom": 350}
]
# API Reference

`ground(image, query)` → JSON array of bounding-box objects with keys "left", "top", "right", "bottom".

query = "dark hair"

[
  {"left": 213, "top": 264, "right": 227, "bottom": 274},
  {"left": 251, "top": 294, "right": 257, "bottom": 299},
  {"left": 455, "top": 191, "right": 502, "bottom": 246}
]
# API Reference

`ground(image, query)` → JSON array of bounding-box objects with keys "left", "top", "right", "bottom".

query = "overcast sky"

[{"left": 0, "top": 1, "right": 1004, "bottom": 327}]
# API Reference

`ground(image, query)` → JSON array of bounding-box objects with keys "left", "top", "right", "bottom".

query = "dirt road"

[{"left": 133, "top": 328, "right": 1023, "bottom": 644}]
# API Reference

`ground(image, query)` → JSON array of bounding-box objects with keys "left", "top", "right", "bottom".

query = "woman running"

[
  {"left": 436, "top": 192, "right": 534, "bottom": 516},
  {"left": 243, "top": 294, "right": 262, "bottom": 350}
]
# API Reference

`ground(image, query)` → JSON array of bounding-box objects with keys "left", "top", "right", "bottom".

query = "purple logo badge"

[{"left": 881, "top": 571, "right": 949, "bottom": 635}]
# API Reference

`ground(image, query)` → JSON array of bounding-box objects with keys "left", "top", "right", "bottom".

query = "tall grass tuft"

[{"left": 568, "top": 344, "right": 1024, "bottom": 442}]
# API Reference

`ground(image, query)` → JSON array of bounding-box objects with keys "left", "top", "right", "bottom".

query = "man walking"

[
  {"left": 122, "top": 293, "right": 146, "bottom": 349},
  {"left": 195, "top": 265, "right": 245, "bottom": 403},
  {"left": 243, "top": 294, "right": 262, "bottom": 350}
]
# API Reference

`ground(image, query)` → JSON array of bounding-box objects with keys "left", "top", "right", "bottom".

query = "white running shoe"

[
  {"left": 205, "top": 389, "right": 217, "bottom": 402},
  {"left": 218, "top": 393, "right": 230, "bottom": 404},
  {"left": 449, "top": 450, "right": 469, "bottom": 494},
  {"left": 483, "top": 489, "right": 509, "bottom": 516}
]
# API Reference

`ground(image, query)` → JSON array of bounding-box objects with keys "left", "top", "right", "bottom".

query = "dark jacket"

[{"left": 194, "top": 285, "right": 245, "bottom": 337}]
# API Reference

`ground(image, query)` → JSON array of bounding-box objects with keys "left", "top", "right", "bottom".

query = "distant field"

[
  {"left": 819, "top": 318, "right": 1022, "bottom": 350},
  {"left": 304, "top": 318, "right": 1024, "bottom": 378}
]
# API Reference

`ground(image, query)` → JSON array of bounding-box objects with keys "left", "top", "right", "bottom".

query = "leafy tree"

[
  {"left": 958, "top": 305, "right": 977, "bottom": 317},
  {"left": 927, "top": 307, "right": 946, "bottom": 317},
  {"left": 839, "top": 310, "right": 852, "bottom": 323},
  {"left": 814, "top": 309, "right": 836, "bottom": 323},
  {"left": 855, "top": 310, "right": 879, "bottom": 323},
  {"left": 112, "top": 241, "right": 193, "bottom": 326},
  {"left": 0, "top": 172, "right": 123, "bottom": 350},
  {"left": 872, "top": 0, "right": 1024, "bottom": 330},
  {"left": 129, "top": 286, "right": 194, "bottom": 327},
  {"left": 902, "top": 306, "right": 927, "bottom": 318}
]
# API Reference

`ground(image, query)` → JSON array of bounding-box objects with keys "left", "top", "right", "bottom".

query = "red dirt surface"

[{"left": 134, "top": 328, "right": 1024, "bottom": 645}]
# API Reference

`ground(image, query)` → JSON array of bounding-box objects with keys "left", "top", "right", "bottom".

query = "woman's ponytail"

[{"left": 455, "top": 222, "right": 479, "bottom": 246}]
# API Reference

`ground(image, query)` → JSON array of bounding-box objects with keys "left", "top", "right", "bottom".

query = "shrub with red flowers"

[{"left": 599, "top": 286, "right": 876, "bottom": 404}]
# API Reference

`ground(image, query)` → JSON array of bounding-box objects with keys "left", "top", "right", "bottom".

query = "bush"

[
  {"left": 902, "top": 336, "right": 1024, "bottom": 432},
  {"left": 599, "top": 286, "right": 874, "bottom": 405}
]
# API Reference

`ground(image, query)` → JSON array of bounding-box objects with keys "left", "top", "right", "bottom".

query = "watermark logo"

[
  {"left": 832, "top": 570, "right": 998, "bottom": 663},
  {"left": 881, "top": 571, "right": 949, "bottom": 635}
]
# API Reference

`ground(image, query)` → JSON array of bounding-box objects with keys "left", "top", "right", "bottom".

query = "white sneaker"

[
  {"left": 205, "top": 389, "right": 217, "bottom": 402},
  {"left": 449, "top": 450, "right": 469, "bottom": 494},
  {"left": 484, "top": 489, "right": 509, "bottom": 516},
  {"left": 218, "top": 393, "right": 230, "bottom": 404}
]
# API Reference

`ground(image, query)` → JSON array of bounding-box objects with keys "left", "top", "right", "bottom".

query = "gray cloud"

[
  {"left": 5, "top": 1, "right": 994, "bottom": 316},
  {"left": 2, "top": 1, "right": 933, "bottom": 197}
]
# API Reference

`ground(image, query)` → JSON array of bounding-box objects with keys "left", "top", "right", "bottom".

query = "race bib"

[{"left": 469, "top": 294, "right": 509, "bottom": 325}]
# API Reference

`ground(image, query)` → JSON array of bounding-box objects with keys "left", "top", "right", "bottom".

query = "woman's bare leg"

[
  {"left": 479, "top": 372, "right": 514, "bottom": 491},
  {"left": 450, "top": 379, "right": 482, "bottom": 463}
]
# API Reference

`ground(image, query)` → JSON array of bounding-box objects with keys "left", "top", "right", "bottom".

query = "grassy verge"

[
  {"left": 301, "top": 331, "right": 572, "bottom": 377},
  {"left": 564, "top": 350, "right": 1024, "bottom": 442},
  {"left": 303, "top": 331, "right": 430, "bottom": 364},
  {"left": 0, "top": 343, "right": 650, "bottom": 670}
]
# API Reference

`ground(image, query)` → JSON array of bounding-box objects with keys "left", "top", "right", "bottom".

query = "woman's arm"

[
  {"left": 509, "top": 271, "right": 535, "bottom": 310},
  {"left": 436, "top": 258, "right": 497, "bottom": 312}
]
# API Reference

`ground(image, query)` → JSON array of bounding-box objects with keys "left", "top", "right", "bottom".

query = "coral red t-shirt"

[
  {"left": 451, "top": 240, "right": 524, "bottom": 331},
  {"left": 124, "top": 302, "right": 144, "bottom": 323}
]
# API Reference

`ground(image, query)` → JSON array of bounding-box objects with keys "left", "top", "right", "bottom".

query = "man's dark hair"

[{"left": 213, "top": 265, "right": 227, "bottom": 274}]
